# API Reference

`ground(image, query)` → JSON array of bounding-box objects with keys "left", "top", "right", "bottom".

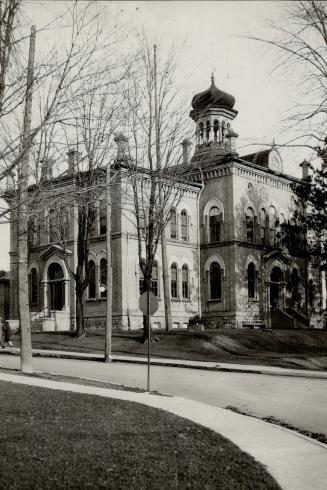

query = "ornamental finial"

[{"left": 211, "top": 72, "right": 215, "bottom": 85}]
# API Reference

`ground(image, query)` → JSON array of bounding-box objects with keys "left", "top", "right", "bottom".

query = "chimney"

[
  {"left": 226, "top": 129, "right": 239, "bottom": 153},
  {"left": 299, "top": 160, "right": 310, "bottom": 180},
  {"left": 114, "top": 133, "right": 128, "bottom": 161},
  {"left": 182, "top": 139, "right": 192, "bottom": 165},
  {"left": 40, "top": 158, "right": 54, "bottom": 182},
  {"left": 67, "top": 149, "right": 80, "bottom": 176}
]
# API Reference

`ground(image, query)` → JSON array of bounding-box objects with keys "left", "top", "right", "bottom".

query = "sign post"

[{"left": 139, "top": 291, "right": 159, "bottom": 392}]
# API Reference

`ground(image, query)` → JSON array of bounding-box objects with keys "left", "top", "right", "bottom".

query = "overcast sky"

[{"left": 0, "top": 1, "right": 309, "bottom": 269}]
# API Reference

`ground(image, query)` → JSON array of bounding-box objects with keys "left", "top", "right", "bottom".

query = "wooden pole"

[
  {"left": 104, "top": 163, "right": 112, "bottom": 362},
  {"left": 18, "top": 25, "right": 36, "bottom": 373},
  {"left": 154, "top": 44, "right": 172, "bottom": 332}
]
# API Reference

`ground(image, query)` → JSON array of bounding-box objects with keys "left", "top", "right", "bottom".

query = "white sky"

[{"left": 0, "top": 1, "right": 311, "bottom": 269}]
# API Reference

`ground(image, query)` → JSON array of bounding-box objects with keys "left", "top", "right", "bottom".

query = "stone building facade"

[{"left": 7, "top": 77, "right": 325, "bottom": 331}]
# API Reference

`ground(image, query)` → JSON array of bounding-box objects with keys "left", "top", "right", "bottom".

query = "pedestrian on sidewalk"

[
  {"left": 1, "top": 318, "right": 13, "bottom": 348},
  {"left": 0, "top": 317, "right": 4, "bottom": 349}
]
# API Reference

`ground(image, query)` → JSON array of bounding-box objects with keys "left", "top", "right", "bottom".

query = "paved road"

[{"left": 1, "top": 354, "right": 326, "bottom": 436}]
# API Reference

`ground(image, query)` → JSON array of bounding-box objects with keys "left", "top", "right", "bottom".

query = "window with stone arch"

[
  {"left": 199, "top": 122, "right": 204, "bottom": 144},
  {"left": 48, "top": 209, "right": 57, "bottom": 243},
  {"left": 269, "top": 206, "right": 277, "bottom": 245},
  {"left": 259, "top": 208, "right": 266, "bottom": 244},
  {"left": 170, "top": 208, "right": 177, "bottom": 239},
  {"left": 170, "top": 263, "right": 178, "bottom": 299},
  {"left": 210, "top": 262, "right": 222, "bottom": 300},
  {"left": 205, "top": 120, "right": 210, "bottom": 142},
  {"left": 100, "top": 258, "right": 107, "bottom": 298},
  {"left": 99, "top": 200, "right": 107, "bottom": 235},
  {"left": 247, "top": 262, "right": 257, "bottom": 300},
  {"left": 213, "top": 120, "right": 219, "bottom": 142},
  {"left": 245, "top": 207, "right": 255, "bottom": 242},
  {"left": 29, "top": 268, "right": 38, "bottom": 305},
  {"left": 182, "top": 264, "right": 190, "bottom": 300},
  {"left": 88, "top": 260, "right": 96, "bottom": 299},
  {"left": 209, "top": 206, "right": 222, "bottom": 242},
  {"left": 181, "top": 210, "right": 189, "bottom": 242}
]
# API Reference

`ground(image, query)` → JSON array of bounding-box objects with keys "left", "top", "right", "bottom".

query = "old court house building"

[{"left": 8, "top": 77, "right": 324, "bottom": 331}]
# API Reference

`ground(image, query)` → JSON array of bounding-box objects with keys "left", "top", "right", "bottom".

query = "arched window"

[
  {"left": 29, "top": 268, "right": 38, "bottom": 305},
  {"left": 213, "top": 120, "right": 219, "bottom": 142},
  {"left": 182, "top": 264, "right": 189, "bottom": 299},
  {"left": 89, "top": 204, "right": 97, "bottom": 237},
  {"left": 170, "top": 209, "right": 177, "bottom": 239},
  {"left": 245, "top": 207, "right": 255, "bottom": 242},
  {"left": 100, "top": 258, "right": 107, "bottom": 298},
  {"left": 290, "top": 268, "right": 300, "bottom": 305},
  {"left": 199, "top": 122, "right": 204, "bottom": 144},
  {"left": 209, "top": 207, "right": 222, "bottom": 242},
  {"left": 171, "top": 263, "right": 178, "bottom": 299},
  {"left": 99, "top": 200, "right": 107, "bottom": 235},
  {"left": 28, "top": 216, "right": 39, "bottom": 246},
  {"left": 206, "top": 120, "right": 210, "bottom": 142},
  {"left": 151, "top": 261, "right": 159, "bottom": 297},
  {"left": 210, "top": 262, "right": 221, "bottom": 300},
  {"left": 88, "top": 260, "right": 96, "bottom": 299},
  {"left": 60, "top": 207, "right": 69, "bottom": 240},
  {"left": 49, "top": 209, "right": 57, "bottom": 242},
  {"left": 259, "top": 208, "right": 266, "bottom": 244},
  {"left": 181, "top": 210, "right": 188, "bottom": 242},
  {"left": 269, "top": 206, "right": 277, "bottom": 245},
  {"left": 221, "top": 121, "right": 226, "bottom": 142},
  {"left": 248, "top": 262, "right": 256, "bottom": 299}
]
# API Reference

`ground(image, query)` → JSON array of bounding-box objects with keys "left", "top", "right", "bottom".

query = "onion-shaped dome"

[{"left": 191, "top": 75, "right": 235, "bottom": 112}]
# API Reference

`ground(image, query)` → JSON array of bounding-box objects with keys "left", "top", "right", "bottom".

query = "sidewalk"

[
  {"left": 0, "top": 370, "right": 326, "bottom": 490},
  {"left": 2, "top": 346, "right": 327, "bottom": 379}
]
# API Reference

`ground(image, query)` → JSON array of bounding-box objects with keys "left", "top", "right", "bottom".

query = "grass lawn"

[
  {"left": 0, "top": 381, "right": 281, "bottom": 490},
  {"left": 12, "top": 328, "right": 327, "bottom": 370}
]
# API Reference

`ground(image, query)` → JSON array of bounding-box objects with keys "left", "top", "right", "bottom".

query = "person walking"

[{"left": 2, "top": 319, "right": 13, "bottom": 348}]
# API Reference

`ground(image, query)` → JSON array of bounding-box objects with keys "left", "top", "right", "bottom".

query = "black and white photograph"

[{"left": 0, "top": 1, "right": 326, "bottom": 489}]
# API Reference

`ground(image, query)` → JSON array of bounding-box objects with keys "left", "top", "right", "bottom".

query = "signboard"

[{"left": 139, "top": 291, "right": 159, "bottom": 315}]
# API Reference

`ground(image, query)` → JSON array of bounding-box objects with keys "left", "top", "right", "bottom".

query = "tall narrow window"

[
  {"left": 245, "top": 207, "right": 255, "bottom": 242},
  {"left": 182, "top": 264, "right": 189, "bottom": 299},
  {"left": 170, "top": 209, "right": 177, "bottom": 239},
  {"left": 199, "top": 122, "right": 204, "bottom": 143},
  {"left": 28, "top": 217, "right": 38, "bottom": 246},
  {"left": 88, "top": 260, "right": 96, "bottom": 299},
  {"left": 89, "top": 204, "right": 97, "bottom": 237},
  {"left": 171, "top": 263, "right": 178, "bottom": 299},
  {"left": 248, "top": 262, "right": 256, "bottom": 299},
  {"left": 29, "top": 268, "right": 38, "bottom": 305},
  {"left": 60, "top": 207, "right": 69, "bottom": 240},
  {"left": 269, "top": 206, "right": 277, "bottom": 246},
  {"left": 210, "top": 262, "right": 221, "bottom": 300},
  {"left": 213, "top": 120, "right": 219, "bottom": 142},
  {"left": 49, "top": 209, "right": 57, "bottom": 242},
  {"left": 206, "top": 120, "right": 210, "bottom": 142},
  {"left": 151, "top": 261, "right": 159, "bottom": 297},
  {"left": 181, "top": 210, "right": 188, "bottom": 242},
  {"left": 99, "top": 200, "right": 107, "bottom": 235},
  {"left": 259, "top": 208, "right": 266, "bottom": 244},
  {"left": 100, "top": 258, "right": 107, "bottom": 298},
  {"left": 209, "top": 207, "right": 221, "bottom": 242}
]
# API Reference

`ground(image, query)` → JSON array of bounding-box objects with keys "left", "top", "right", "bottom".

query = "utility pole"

[
  {"left": 154, "top": 44, "right": 172, "bottom": 332},
  {"left": 104, "top": 162, "right": 112, "bottom": 362},
  {"left": 18, "top": 25, "right": 36, "bottom": 373}
]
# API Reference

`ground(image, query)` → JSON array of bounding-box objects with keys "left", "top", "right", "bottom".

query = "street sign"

[{"left": 139, "top": 291, "right": 159, "bottom": 315}]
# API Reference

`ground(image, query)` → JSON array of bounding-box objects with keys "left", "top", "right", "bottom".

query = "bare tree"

[{"left": 121, "top": 35, "right": 192, "bottom": 340}]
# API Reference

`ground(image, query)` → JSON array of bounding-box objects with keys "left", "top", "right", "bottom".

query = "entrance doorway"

[
  {"left": 270, "top": 267, "right": 283, "bottom": 309},
  {"left": 48, "top": 263, "right": 65, "bottom": 311}
]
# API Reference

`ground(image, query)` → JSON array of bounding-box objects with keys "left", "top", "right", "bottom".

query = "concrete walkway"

[
  {"left": 2, "top": 346, "right": 327, "bottom": 379},
  {"left": 0, "top": 370, "right": 326, "bottom": 490}
]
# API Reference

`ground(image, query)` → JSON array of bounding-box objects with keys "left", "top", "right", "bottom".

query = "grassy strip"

[
  {"left": 226, "top": 405, "right": 327, "bottom": 445},
  {"left": 0, "top": 381, "right": 281, "bottom": 490}
]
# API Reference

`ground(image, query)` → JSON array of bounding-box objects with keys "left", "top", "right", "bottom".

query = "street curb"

[{"left": 1, "top": 348, "right": 327, "bottom": 379}]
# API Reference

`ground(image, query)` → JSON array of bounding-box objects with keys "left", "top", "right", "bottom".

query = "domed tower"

[{"left": 190, "top": 75, "right": 238, "bottom": 161}]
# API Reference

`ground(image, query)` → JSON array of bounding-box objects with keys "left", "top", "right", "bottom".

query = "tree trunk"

[{"left": 75, "top": 288, "right": 85, "bottom": 338}]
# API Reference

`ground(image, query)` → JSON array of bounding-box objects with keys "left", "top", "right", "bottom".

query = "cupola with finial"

[{"left": 190, "top": 74, "right": 238, "bottom": 160}]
